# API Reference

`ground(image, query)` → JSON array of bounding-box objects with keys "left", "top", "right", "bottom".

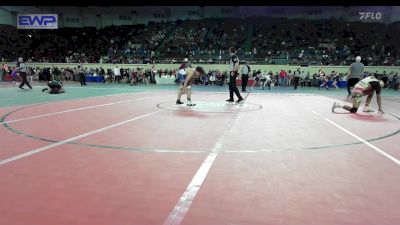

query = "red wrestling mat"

[{"left": 0, "top": 92, "right": 399, "bottom": 225}]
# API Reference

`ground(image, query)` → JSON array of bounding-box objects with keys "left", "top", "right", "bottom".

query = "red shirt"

[{"left": 279, "top": 70, "right": 287, "bottom": 78}]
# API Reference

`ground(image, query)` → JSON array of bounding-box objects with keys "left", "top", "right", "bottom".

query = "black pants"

[
  {"left": 79, "top": 73, "right": 86, "bottom": 85},
  {"left": 19, "top": 72, "right": 32, "bottom": 89},
  {"left": 241, "top": 74, "right": 248, "bottom": 91},
  {"left": 347, "top": 78, "right": 360, "bottom": 95},
  {"left": 293, "top": 77, "right": 300, "bottom": 89},
  {"left": 382, "top": 77, "right": 388, "bottom": 88},
  {"left": 229, "top": 82, "right": 242, "bottom": 100},
  {"left": 115, "top": 76, "right": 121, "bottom": 83}
]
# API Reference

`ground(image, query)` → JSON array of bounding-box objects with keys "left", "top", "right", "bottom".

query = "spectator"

[
  {"left": 330, "top": 70, "right": 339, "bottom": 90},
  {"left": 279, "top": 69, "right": 287, "bottom": 87},
  {"left": 78, "top": 65, "right": 86, "bottom": 85},
  {"left": 287, "top": 70, "right": 293, "bottom": 87},
  {"left": 293, "top": 68, "right": 301, "bottom": 90},
  {"left": 114, "top": 65, "right": 121, "bottom": 83}
]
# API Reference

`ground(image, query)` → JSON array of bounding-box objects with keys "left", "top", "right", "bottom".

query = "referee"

[
  {"left": 78, "top": 65, "right": 86, "bottom": 85},
  {"left": 226, "top": 47, "right": 243, "bottom": 103},
  {"left": 17, "top": 57, "right": 32, "bottom": 89},
  {"left": 240, "top": 61, "right": 250, "bottom": 92},
  {"left": 347, "top": 56, "right": 364, "bottom": 98}
]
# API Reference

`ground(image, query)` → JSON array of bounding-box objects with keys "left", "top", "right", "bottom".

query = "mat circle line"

[
  {"left": 1, "top": 103, "right": 399, "bottom": 153},
  {"left": 156, "top": 101, "right": 263, "bottom": 113}
]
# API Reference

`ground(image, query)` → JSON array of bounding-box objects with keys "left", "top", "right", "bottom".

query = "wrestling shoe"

[
  {"left": 332, "top": 102, "right": 340, "bottom": 112},
  {"left": 187, "top": 101, "right": 196, "bottom": 107},
  {"left": 363, "top": 107, "right": 374, "bottom": 113},
  {"left": 176, "top": 100, "right": 184, "bottom": 105},
  {"left": 226, "top": 99, "right": 234, "bottom": 102}
]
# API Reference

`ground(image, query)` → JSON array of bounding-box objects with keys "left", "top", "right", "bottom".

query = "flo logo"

[{"left": 359, "top": 12, "right": 382, "bottom": 20}]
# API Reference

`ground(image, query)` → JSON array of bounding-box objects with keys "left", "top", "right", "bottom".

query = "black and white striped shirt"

[
  {"left": 229, "top": 54, "right": 239, "bottom": 72},
  {"left": 18, "top": 63, "right": 28, "bottom": 73}
]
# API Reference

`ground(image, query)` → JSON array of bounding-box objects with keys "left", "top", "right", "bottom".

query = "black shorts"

[
  {"left": 348, "top": 78, "right": 360, "bottom": 87},
  {"left": 49, "top": 88, "right": 60, "bottom": 94}
]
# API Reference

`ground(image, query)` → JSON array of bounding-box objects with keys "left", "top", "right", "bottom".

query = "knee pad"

[{"left": 350, "top": 107, "right": 358, "bottom": 113}]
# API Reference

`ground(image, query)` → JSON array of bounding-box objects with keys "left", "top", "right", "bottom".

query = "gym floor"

[{"left": 0, "top": 82, "right": 399, "bottom": 225}]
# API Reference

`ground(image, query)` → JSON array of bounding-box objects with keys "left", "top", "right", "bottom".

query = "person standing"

[
  {"left": 99, "top": 67, "right": 105, "bottom": 83},
  {"left": 240, "top": 61, "right": 250, "bottom": 92},
  {"left": 114, "top": 65, "right": 121, "bottom": 83},
  {"left": 17, "top": 57, "right": 32, "bottom": 89},
  {"left": 226, "top": 47, "right": 244, "bottom": 103},
  {"left": 347, "top": 56, "right": 364, "bottom": 98},
  {"left": 151, "top": 64, "right": 157, "bottom": 84},
  {"left": 331, "top": 70, "right": 339, "bottom": 90},
  {"left": 279, "top": 69, "right": 287, "bottom": 87},
  {"left": 318, "top": 70, "right": 329, "bottom": 90},
  {"left": 130, "top": 69, "right": 138, "bottom": 86},
  {"left": 286, "top": 70, "right": 293, "bottom": 87},
  {"left": 78, "top": 65, "right": 86, "bottom": 85},
  {"left": 381, "top": 71, "right": 388, "bottom": 88},
  {"left": 293, "top": 68, "right": 301, "bottom": 90},
  {"left": 394, "top": 73, "right": 399, "bottom": 90}
]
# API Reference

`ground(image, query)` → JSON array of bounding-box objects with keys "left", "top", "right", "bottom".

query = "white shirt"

[
  {"left": 178, "top": 69, "right": 186, "bottom": 75},
  {"left": 241, "top": 64, "right": 249, "bottom": 75},
  {"left": 18, "top": 63, "right": 28, "bottom": 73},
  {"left": 261, "top": 72, "right": 271, "bottom": 81},
  {"left": 210, "top": 75, "right": 216, "bottom": 81},
  {"left": 114, "top": 68, "right": 121, "bottom": 76},
  {"left": 355, "top": 76, "right": 379, "bottom": 91}
]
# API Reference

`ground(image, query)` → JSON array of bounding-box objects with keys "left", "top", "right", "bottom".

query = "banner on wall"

[{"left": 17, "top": 14, "right": 58, "bottom": 29}]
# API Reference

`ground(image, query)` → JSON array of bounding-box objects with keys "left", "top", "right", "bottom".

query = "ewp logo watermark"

[
  {"left": 358, "top": 12, "right": 383, "bottom": 21},
  {"left": 17, "top": 14, "right": 58, "bottom": 29}
]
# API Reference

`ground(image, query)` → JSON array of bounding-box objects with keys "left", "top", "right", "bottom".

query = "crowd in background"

[
  {"left": 1, "top": 63, "right": 399, "bottom": 90},
  {"left": 1, "top": 17, "right": 400, "bottom": 66}
]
